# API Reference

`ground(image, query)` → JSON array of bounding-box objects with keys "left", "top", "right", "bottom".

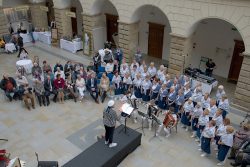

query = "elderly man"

[
  {"left": 87, "top": 72, "right": 99, "bottom": 103},
  {"left": 44, "top": 75, "right": 56, "bottom": 103},
  {"left": 103, "top": 100, "right": 120, "bottom": 148},
  {"left": 0, "top": 74, "right": 18, "bottom": 101}
]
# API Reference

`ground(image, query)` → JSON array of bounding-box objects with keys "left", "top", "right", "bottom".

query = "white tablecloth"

[
  {"left": 33, "top": 32, "right": 40, "bottom": 41},
  {"left": 38, "top": 32, "right": 51, "bottom": 45},
  {"left": 191, "top": 79, "right": 218, "bottom": 94},
  {"left": 5, "top": 43, "right": 16, "bottom": 53},
  {"left": 60, "top": 39, "right": 83, "bottom": 53},
  {"left": 20, "top": 33, "right": 32, "bottom": 43},
  {"left": 16, "top": 59, "right": 33, "bottom": 74}
]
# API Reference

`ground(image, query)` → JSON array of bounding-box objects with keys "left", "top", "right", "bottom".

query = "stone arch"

[{"left": 129, "top": 4, "right": 172, "bottom": 61}]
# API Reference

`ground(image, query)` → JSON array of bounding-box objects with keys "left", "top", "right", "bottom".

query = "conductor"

[{"left": 103, "top": 100, "right": 120, "bottom": 148}]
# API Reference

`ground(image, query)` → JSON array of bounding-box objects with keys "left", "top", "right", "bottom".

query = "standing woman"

[
  {"left": 122, "top": 73, "right": 132, "bottom": 93},
  {"left": 112, "top": 71, "right": 122, "bottom": 95},
  {"left": 181, "top": 98, "right": 194, "bottom": 131},
  {"left": 141, "top": 75, "right": 152, "bottom": 102},
  {"left": 100, "top": 72, "right": 110, "bottom": 103},
  {"left": 133, "top": 73, "right": 142, "bottom": 99},
  {"left": 157, "top": 84, "right": 168, "bottom": 111},
  {"left": 174, "top": 90, "right": 185, "bottom": 114},
  {"left": 54, "top": 74, "right": 65, "bottom": 103},
  {"left": 150, "top": 78, "right": 161, "bottom": 100}
]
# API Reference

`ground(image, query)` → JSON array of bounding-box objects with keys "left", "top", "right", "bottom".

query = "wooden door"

[
  {"left": 148, "top": 22, "right": 165, "bottom": 59},
  {"left": 71, "top": 7, "right": 77, "bottom": 36},
  {"left": 228, "top": 40, "right": 245, "bottom": 82},
  {"left": 106, "top": 14, "right": 118, "bottom": 46},
  {"left": 46, "top": 0, "right": 54, "bottom": 26}
]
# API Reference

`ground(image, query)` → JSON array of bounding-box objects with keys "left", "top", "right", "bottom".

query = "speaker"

[{"left": 38, "top": 161, "right": 59, "bottom": 167}]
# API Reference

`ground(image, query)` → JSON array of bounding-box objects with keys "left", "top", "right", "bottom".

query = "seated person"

[
  {"left": 75, "top": 74, "right": 86, "bottom": 102},
  {"left": 65, "top": 74, "right": 77, "bottom": 102},
  {"left": 64, "top": 61, "right": 73, "bottom": 77},
  {"left": 19, "top": 50, "right": 28, "bottom": 60},
  {"left": 53, "top": 62, "right": 63, "bottom": 73},
  {"left": 105, "top": 60, "right": 114, "bottom": 74},
  {"left": 54, "top": 67, "right": 65, "bottom": 80},
  {"left": 86, "top": 73, "right": 99, "bottom": 103},
  {"left": 22, "top": 83, "right": 35, "bottom": 110},
  {"left": 231, "top": 138, "right": 250, "bottom": 167},
  {"left": 87, "top": 62, "right": 94, "bottom": 72},
  {"left": 44, "top": 75, "right": 57, "bottom": 103},
  {"left": 156, "top": 107, "right": 178, "bottom": 137},
  {"left": 42, "top": 60, "right": 52, "bottom": 75},
  {"left": 0, "top": 74, "right": 18, "bottom": 101},
  {"left": 100, "top": 72, "right": 110, "bottom": 103},
  {"left": 31, "top": 63, "right": 42, "bottom": 77},
  {"left": 16, "top": 73, "right": 28, "bottom": 97},
  {"left": 33, "top": 78, "right": 46, "bottom": 106},
  {"left": 53, "top": 74, "right": 65, "bottom": 104}
]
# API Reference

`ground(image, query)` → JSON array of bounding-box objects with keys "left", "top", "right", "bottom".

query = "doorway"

[
  {"left": 105, "top": 14, "right": 118, "bottom": 46},
  {"left": 148, "top": 22, "right": 164, "bottom": 59},
  {"left": 71, "top": 7, "right": 77, "bottom": 36},
  {"left": 228, "top": 40, "right": 245, "bottom": 82}
]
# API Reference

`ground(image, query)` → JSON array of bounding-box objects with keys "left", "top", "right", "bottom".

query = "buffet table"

[
  {"left": 20, "top": 33, "right": 32, "bottom": 43},
  {"left": 38, "top": 32, "right": 51, "bottom": 45},
  {"left": 5, "top": 43, "right": 16, "bottom": 53},
  {"left": 191, "top": 79, "right": 218, "bottom": 94},
  {"left": 16, "top": 59, "right": 33, "bottom": 74},
  {"left": 60, "top": 39, "right": 83, "bottom": 53}
]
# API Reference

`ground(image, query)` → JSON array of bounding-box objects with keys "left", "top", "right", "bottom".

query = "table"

[
  {"left": 5, "top": 43, "right": 16, "bottom": 53},
  {"left": 38, "top": 32, "right": 51, "bottom": 45},
  {"left": 32, "top": 31, "right": 40, "bottom": 41},
  {"left": 20, "top": 33, "right": 32, "bottom": 43},
  {"left": 16, "top": 59, "right": 33, "bottom": 74},
  {"left": 191, "top": 79, "right": 218, "bottom": 94},
  {"left": 60, "top": 39, "right": 83, "bottom": 53}
]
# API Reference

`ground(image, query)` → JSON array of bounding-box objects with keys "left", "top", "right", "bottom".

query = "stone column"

[
  {"left": 0, "top": 8, "right": 9, "bottom": 36},
  {"left": 118, "top": 22, "right": 139, "bottom": 62},
  {"left": 82, "top": 13, "right": 99, "bottom": 56},
  {"left": 30, "top": 3, "right": 48, "bottom": 30},
  {"left": 233, "top": 53, "right": 250, "bottom": 111},
  {"left": 54, "top": 8, "right": 72, "bottom": 39},
  {"left": 168, "top": 33, "right": 187, "bottom": 76}
]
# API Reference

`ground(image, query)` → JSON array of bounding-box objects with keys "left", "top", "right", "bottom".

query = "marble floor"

[{"left": 0, "top": 42, "right": 246, "bottom": 167}]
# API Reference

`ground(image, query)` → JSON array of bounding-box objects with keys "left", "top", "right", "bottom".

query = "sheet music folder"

[{"left": 121, "top": 103, "right": 134, "bottom": 115}]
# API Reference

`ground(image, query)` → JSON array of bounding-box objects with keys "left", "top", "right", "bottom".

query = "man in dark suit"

[
  {"left": 87, "top": 73, "right": 99, "bottom": 103},
  {"left": 0, "top": 74, "right": 19, "bottom": 101},
  {"left": 44, "top": 75, "right": 57, "bottom": 104}
]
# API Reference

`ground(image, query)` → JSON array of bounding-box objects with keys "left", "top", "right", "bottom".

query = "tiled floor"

[{"left": 0, "top": 42, "right": 245, "bottom": 167}]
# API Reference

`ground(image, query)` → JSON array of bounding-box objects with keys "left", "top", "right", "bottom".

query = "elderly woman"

[
  {"left": 100, "top": 72, "right": 110, "bottom": 103},
  {"left": 33, "top": 78, "right": 46, "bottom": 106},
  {"left": 75, "top": 74, "right": 86, "bottom": 102},
  {"left": 42, "top": 60, "right": 52, "bottom": 75},
  {"left": 228, "top": 123, "right": 250, "bottom": 160},
  {"left": 53, "top": 74, "right": 65, "bottom": 103},
  {"left": 112, "top": 71, "right": 122, "bottom": 95},
  {"left": 191, "top": 86, "right": 203, "bottom": 106},
  {"left": 147, "top": 62, "right": 157, "bottom": 79},
  {"left": 32, "top": 62, "right": 42, "bottom": 77},
  {"left": 216, "top": 85, "right": 226, "bottom": 106}
]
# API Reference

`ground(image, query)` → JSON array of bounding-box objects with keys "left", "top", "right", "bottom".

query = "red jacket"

[{"left": 53, "top": 78, "right": 65, "bottom": 90}]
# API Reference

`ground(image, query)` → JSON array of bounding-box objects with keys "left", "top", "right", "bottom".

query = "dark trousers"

[
  {"left": 104, "top": 125, "right": 115, "bottom": 144},
  {"left": 36, "top": 93, "right": 45, "bottom": 106},
  {"left": 101, "top": 91, "right": 107, "bottom": 103},
  {"left": 17, "top": 47, "right": 28, "bottom": 57},
  {"left": 90, "top": 90, "right": 98, "bottom": 101},
  {"left": 5, "top": 90, "right": 19, "bottom": 101}
]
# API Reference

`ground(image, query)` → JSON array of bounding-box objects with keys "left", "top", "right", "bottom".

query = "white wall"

[
  {"left": 133, "top": 6, "right": 171, "bottom": 61},
  {"left": 186, "top": 18, "right": 243, "bottom": 78}
]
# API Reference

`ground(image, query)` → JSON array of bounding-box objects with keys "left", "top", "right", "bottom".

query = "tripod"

[
  {"left": 119, "top": 114, "right": 129, "bottom": 135},
  {"left": 149, "top": 114, "right": 162, "bottom": 142},
  {"left": 134, "top": 110, "right": 147, "bottom": 136}
]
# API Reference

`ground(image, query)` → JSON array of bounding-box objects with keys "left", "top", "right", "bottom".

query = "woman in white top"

[
  {"left": 212, "top": 109, "right": 223, "bottom": 127},
  {"left": 112, "top": 71, "right": 122, "bottom": 95},
  {"left": 141, "top": 75, "right": 152, "bottom": 102},
  {"left": 130, "top": 59, "right": 139, "bottom": 71},
  {"left": 157, "top": 65, "right": 165, "bottom": 80},
  {"left": 215, "top": 118, "right": 231, "bottom": 151},
  {"left": 133, "top": 73, "right": 142, "bottom": 99},
  {"left": 139, "top": 60, "right": 146, "bottom": 73},
  {"left": 123, "top": 73, "right": 132, "bottom": 92},
  {"left": 140, "top": 66, "right": 148, "bottom": 80},
  {"left": 147, "top": 62, "right": 157, "bottom": 79},
  {"left": 201, "top": 93, "right": 210, "bottom": 110},
  {"left": 216, "top": 85, "right": 226, "bottom": 105},
  {"left": 181, "top": 98, "right": 194, "bottom": 131},
  {"left": 191, "top": 86, "right": 203, "bottom": 106},
  {"left": 191, "top": 102, "right": 203, "bottom": 138},
  {"left": 120, "top": 63, "right": 130, "bottom": 78},
  {"left": 218, "top": 94, "right": 229, "bottom": 119},
  {"left": 105, "top": 60, "right": 114, "bottom": 74},
  {"left": 196, "top": 109, "right": 209, "bottom": 140},
  {"left": 75, "top": 74, "right": 86, "bottom": 101}
]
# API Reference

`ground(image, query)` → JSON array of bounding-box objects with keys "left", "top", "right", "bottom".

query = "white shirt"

[
  {"left": 212, "top": 115, "right": 223, "bottom": 127},
  {"left": 120, "top": 67, "right": 130, "bottom": 77},
  {"left": 191, "top": 91, "right": 202, "bottom": 103},
  {"left": 105, "top": 63, "right": 114, "bottom": 73},
  {"left": 142, "top": 80, "right": 152, "bottom": 90},
  {"left": 147, "top": 67, "right": 157, "bottom": 77},
  {"left": 201, "top": 97, "right": 210, "bottom": 109},
  {"left": 123, "top": 76, "right": 132, "bottom": 85},
  {"left": 218, "top": 99, "right": 229, "bottom": 112},
  {"left": 157, "top": 70, "right": 164, "bottom": 79},
  {"left": 198, "top": 115, "right": 209, "bottom": 126},
  {"left": 209, "top": 105, "right": 217, "bottom": 118},
  {"left": 183, "top": 102, "right": 194, "bottom": 114},
  {"left": 130, "top": 62, "right": 139, "bottom": 71},
  {"left": 192, "top": 106, "right": 203, "bottom": 118},
  {"left": 76, "top": 78, "right": 86, "bottom": 88},
  {"left": 54, "top": 71, "right": 65, "bottom": 80},
  {"left": 216, "top": 124, "right": 227, "bottom": 136},
  {"left": 133, "top": 77, "right": 142, "bottom": 87},
  {"left": 112, "top": 75, "right": 121, "bottom": 87},
  {"left": 202, "top": 126, "right": 215, "bottom": 138},
  {"left": 216, "top": 90, "right": 226, "bottom": 101},
  {"left": 221, "top": 133, "right": 234, "bottom": 147}
]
